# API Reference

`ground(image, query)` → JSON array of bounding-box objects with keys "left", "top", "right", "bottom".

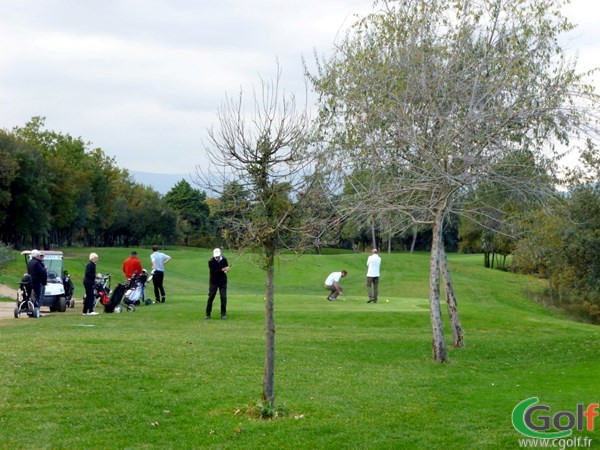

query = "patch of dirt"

[
  {"left": 0, "top": 283, "right": 19, "bottom": 320},
  {"left": 0, "top": 283, "right": 18, "bottom": 299}
]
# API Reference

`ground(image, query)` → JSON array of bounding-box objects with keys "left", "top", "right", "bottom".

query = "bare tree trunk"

[
  {"left": 429, "top": 213, "right": 446, "bottom": 362},
  {"left": 262, "top": 250, "right": 276, "bottom": 406},
  {"left": 371, "top": 222, "right": 377, "bottom": 249},
  {"left": 387, "top": 234, "right": 392, "bottom": 253},
  {"left": 410, "top": 226, "right": 418, "bottom": 254},
  {"left": 440, "top": 245, "right": 464, "bottom": 348}
]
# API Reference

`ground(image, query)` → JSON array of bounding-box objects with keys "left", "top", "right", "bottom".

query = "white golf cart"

[{"left": 21, "top": 250, "right": 75, "bottom": 313}]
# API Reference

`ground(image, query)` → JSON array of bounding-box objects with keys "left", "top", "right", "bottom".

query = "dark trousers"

[
  {"left": 152, "top": 270, "right": 165, "bottom": 301},
  {"left": 32, "top": 285, "right": 45, "bottom": 308},
  {"left": 325, "top": 284, "right": 342, "bottom": 299},
  {"left": 367, "top": 276, "right": 379, "bottom": 301},
  {"left": 206, "top": 283, "right": 227, "bottom": 316},
  {"left": 83, "top": 283, "right": 95, "bottom": 313}
]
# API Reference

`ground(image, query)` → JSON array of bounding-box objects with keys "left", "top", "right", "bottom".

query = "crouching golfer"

[
  {"left": 324, "top": 270, "right": 347, "bottom": 301},
  {"left": 205, "top": 248, "right": 230, "bottom": 320}
]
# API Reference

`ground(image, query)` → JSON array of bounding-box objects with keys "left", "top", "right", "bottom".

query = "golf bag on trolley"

[
  {"left": 13, "top": 274, "right": 41, "bottom": 318},
  {"left": 93, "top": 273, "right": 112, "bottom": 308},
  {"left": 124, "top": 269, "right": 152, "bottom": 308}
]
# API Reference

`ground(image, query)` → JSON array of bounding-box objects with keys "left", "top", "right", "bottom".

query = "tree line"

[
  {"left": 1, "top": 117, "right": 186, "bottom": 249},
  {"left": 0, "top": 117, "right": 455, "bottom": 253}
]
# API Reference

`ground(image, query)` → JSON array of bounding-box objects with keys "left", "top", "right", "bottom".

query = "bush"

[{"left": 0, "top": 241, "right": 14, "bottom": 268}]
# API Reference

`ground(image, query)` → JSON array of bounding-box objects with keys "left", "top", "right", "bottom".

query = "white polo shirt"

[
  {"left": 325, "top": 272, "right": 343, "bottom": 286},
  {"left": 366, "top": 254, "right": 381, "bottom": 277}
]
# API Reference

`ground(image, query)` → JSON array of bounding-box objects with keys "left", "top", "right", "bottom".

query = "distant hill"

[{"left": 129, "top": 171, "right": 194, "bottom": 194}]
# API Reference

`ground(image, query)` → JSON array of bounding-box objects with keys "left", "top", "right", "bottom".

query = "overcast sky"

[{"left": 1, "top": 0, "right": 599, "bottom": 175}]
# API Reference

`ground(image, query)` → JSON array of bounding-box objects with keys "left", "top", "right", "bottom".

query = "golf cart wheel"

[
  {"left": 145, "top": 298, "right": 152, "bottom": 306},
  {"left": 33, "top": 308, "right": 40, "bottom": 318},
  {"left": 127, "top": 304, "right": 136, "bottom": 312},
  {"left": 14, "top": 308, "right": 19, "bottom": 319},
  {"left": 58, "top": 296, "right": 67, "bottom": 313},
  {"left": 69, "top": 299, "right": 75, "bottom": 308}
]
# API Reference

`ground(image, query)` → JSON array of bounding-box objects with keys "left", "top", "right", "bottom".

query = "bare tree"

[
  {"left": 197, "top": 64, "right": 323, "bottom": 408},
  {"left": 310, "top": 0, "right": 600, "bottom": 361}
]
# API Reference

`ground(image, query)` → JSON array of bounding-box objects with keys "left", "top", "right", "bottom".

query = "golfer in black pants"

[{"left": 205, "top": 248, "right": 230, "bottom": 320}]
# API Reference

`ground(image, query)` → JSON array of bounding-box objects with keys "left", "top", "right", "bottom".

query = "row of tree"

[
  {"left": 0, "top": 117, "right": 176, "bottom": 248},
  {"left": 0, "top": 117, "right": 255, "bottom": 250},
  {"left": 0, "top": 117, "right": 459, "bottom": 253},
  {"left": 511, "top": 152, "right": 600, "bottom": 322}
]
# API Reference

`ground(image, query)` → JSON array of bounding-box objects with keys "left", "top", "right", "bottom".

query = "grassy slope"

[{"left": 0, "top": 248, "right": 598, "bottom": 449}]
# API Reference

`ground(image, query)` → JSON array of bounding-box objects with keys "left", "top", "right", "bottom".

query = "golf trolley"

[
  {"left": 95, "top": 273, "right": 137, "bottom": 313},
  {"left": 123, "top": 269, "right": 152, "bottom": 309},
  {"left": 93, "top": 273, "right": 112, "bottom": 309},
  {"left": 14, "top": 274, "right": 41, "bottom": 319}
]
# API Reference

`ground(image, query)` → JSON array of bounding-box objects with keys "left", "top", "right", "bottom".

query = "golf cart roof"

[{"left": 21, "top": 250, "right": 64, "bottom": 256}]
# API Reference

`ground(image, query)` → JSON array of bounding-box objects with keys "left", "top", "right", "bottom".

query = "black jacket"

[
  {"left": 83, "top": 260, "right": 96, "bottom": 287},
  {"left": 208, "top": 256, "right": 228, "bottom": 286},
  {"left": 27, "top": 257, "right": 47, "bottom": 297}
]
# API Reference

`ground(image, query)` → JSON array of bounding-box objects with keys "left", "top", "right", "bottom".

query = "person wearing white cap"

[
  {"left": 366, "top": 248, "right": 381, "bottom": 303},
  {"left": 150, "top": 244, "right": 172, "bottom": 303},
  {"left": 205, "top": 248, "right": 230, "bottom": 320},
  {"left": 27, "top": 249, "right": 47, "bottom": 315}
]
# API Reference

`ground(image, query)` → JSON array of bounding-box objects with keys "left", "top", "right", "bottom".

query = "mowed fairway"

[{"left": 0, "top": 248, "right": 598, "bottom": 449}]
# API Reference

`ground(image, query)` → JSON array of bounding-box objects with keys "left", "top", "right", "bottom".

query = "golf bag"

[
  {"left": 102, "top": 283, "right": 127, "bottom": 313},
  {"left": 93, "top": 273, "right": 112, "bottom": 308},
  {"left": 63, "top": 270, "right": 75, "bottom": 306},
  {"left": 14, "top": 274, "right": 40, "bottom": 318},
  {"left": 124, "top": 270, "right": 151, "bottom": 306}
]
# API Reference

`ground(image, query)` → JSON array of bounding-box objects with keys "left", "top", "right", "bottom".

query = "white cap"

[
  {"left": 213, "top": 248, "right": 221, "bottom": 257},
  {"left": 31, "top": 249, "right": 40, "bottom": 258}
]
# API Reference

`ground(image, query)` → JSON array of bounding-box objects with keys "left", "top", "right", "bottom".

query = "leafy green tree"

[
  {"left": 512, "top": 148, "right": 600, "bottom": 321},
  {"left": 165, "top": 179, "right": 211, "bottom": 246},
  {"left": 0, "top": 241, "right": 13, "bottom": 267},
  {"left": 563, "top": 185, "right": 600, "bottom": 301},
  {"left": 0, "top": 131, "right": 20, "bottom": 230},
  {"left": 0, "top": 132, "right": 51, "bottom": 248},
  {"left": 213, "top": 180, "right": 251, "bottom": 248},
  {"left": 2, "top": 118, "right": 174, "bottom": 248},
  {"left": 309, "top": 0, "right": 598, "bottom": 361},
  {"left": 12, "top": 117, "right": 90, "bottom": 246}
]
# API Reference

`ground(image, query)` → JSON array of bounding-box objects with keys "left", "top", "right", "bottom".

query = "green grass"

[{"left": 0, "top": 248, "right": 598, "bottom": 449}]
